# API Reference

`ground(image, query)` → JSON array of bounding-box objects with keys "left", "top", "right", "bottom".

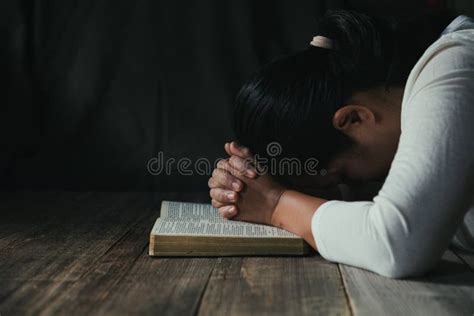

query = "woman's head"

[{"left": 233, "top": 10, "right": 452, "bottom": 187}]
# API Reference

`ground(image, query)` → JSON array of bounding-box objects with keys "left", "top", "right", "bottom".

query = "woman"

[{"left": 208, "top": 11, "right": 474, "bottom": 278}]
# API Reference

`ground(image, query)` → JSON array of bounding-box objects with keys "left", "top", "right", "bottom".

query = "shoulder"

[
  {"left": 401, "top": 29, "right": 474, "bottom": 121},
  {"left": 406, "top": 29, "right": 474, "bottom": 96}
]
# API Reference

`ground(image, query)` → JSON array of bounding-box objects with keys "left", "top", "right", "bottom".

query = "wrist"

[
  {"left": 269, "top": 190, "right": 326, "bottom": 250},
  {"left": 270, "top": 189, "right": 288, "bottom": 227}
]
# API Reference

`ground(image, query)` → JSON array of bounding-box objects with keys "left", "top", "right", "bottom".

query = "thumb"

[{"left": 230, "top": 141, "right": 252, "bottom": 159}]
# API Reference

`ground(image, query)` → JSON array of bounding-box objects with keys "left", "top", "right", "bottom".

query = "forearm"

[{"left": 271, "top": 190, "right": 327, "bottom": 250}]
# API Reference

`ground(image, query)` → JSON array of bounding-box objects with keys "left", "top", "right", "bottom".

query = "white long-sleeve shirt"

[{"left": 312, "top": 15, "right": 474, "bottom": 278}]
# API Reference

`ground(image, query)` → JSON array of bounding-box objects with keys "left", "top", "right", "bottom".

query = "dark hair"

[{"left": 233, "top": 10, "right": 455, "bottom": 176}]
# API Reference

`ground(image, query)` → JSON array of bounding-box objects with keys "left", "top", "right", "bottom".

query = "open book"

[{"left": 149, "top": 201, "right": 310, "bottom": 256}]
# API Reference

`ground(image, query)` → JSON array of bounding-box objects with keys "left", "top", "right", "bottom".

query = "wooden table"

[{"left": 1, "top": 191, "right": 473, "bottom": 316}]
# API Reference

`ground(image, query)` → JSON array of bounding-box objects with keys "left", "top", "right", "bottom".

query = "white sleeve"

[{"left": 312, "top": 35, "right": 474, "bottom": 278}]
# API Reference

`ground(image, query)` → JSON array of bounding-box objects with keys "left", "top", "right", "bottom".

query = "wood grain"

[
  {"left": 340, "top": 250, "right": 474, "bottom": 316},
  {"left": 0, "top": 191, "right": 217, "bottom": 316},
  {"left": 197, "top": 256, "right": 350, "bottom": 316},
  {"left": 1, "top": 191, "right": 473, "bottom": 316},
  {"left": 95, "top": 257, "right": 216, "bottom": 316},
  {"left": 0, "top": 192, "right": 148, "bottom": 315}
]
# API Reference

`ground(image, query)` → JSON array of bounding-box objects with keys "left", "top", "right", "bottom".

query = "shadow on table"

[{"left": 414, "top": 253, "right": 474, "bottom": 286}]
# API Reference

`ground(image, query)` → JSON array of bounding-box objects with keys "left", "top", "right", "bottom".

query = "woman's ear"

[{"left": 332, "top": 105, "right": 376, "bottom": 134}]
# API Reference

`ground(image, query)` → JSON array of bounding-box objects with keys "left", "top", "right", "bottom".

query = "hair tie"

[{"left": 309, "top": 35, "right": 335, "bottom": 49}]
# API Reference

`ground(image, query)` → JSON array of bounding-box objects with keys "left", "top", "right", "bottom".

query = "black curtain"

[{"left": 0, "top": 0, "right": 427, "bottom": 192}]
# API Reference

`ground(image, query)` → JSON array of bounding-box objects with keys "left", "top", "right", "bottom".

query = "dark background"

[{"left": 1, "top": 0, "right": 471, "bottom": 192}]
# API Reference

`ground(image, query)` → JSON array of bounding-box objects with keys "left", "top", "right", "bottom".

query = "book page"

[
  {"left": 155, "top": 201, "right": 299, "bottom": 238},
  {"left": 160, "top": 200, "right": 220, "bottom": 220}
]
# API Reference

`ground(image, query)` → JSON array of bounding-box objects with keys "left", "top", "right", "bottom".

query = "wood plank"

[
  {"left": 33, "top": 209, "right": 158, "bottom": 315},
  {"left": 44, "top": 191, "right": 217, "bottom": 316},
  {"left": 33, "top": 204, "right": 216, "bottom": 315},
  {"left": 0, "top": 191, "right": 216, "bottom": 315},
  {"left": 0, "top": 191, "right": 98, "bottom": 251},
  {"left": 197, "top": 256, "right": 350, "bottom": 316},
  {"left": 340, "top": 250, "right": 474, "bottom": 316},
  {"left": 0, "top": 192, "right": 144, "bottom": 281},
  {"left": 0, "top": 191, "right": 151, "bottom": 315},
  {"left": 95, "top": 257, "right": 216, "bottom": 315}
]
